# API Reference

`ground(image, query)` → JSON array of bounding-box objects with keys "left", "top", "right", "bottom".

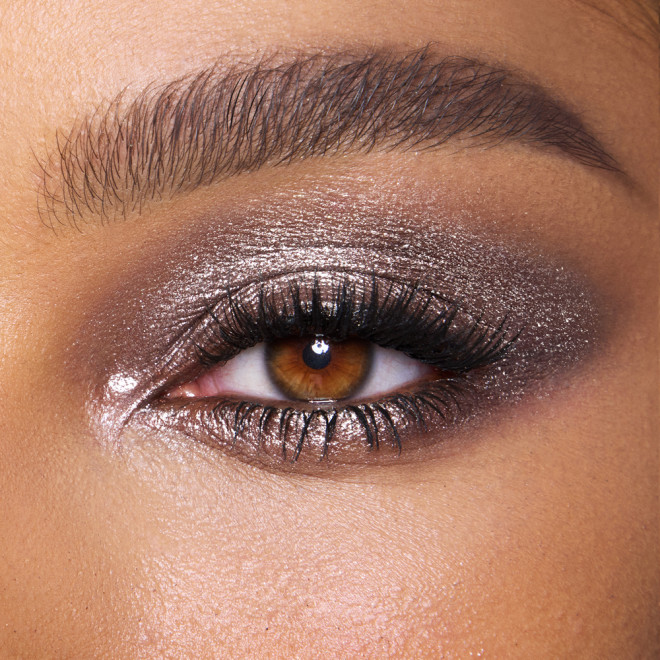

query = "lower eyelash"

[{"left": 154, "top": 376, "right": 472, "bottom": 463}]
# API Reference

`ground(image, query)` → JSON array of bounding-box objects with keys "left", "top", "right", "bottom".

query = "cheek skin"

[{"left": 5, "top": 329, "right": 650, "bottom": 658}]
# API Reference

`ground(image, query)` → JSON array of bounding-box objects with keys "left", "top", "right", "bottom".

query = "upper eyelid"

[
  {"left": 163, "top": 271, "right": 519, "bottom": 398},
  {"left": 188, "top": 271, "right": 507, "bottom": 353},
  {"left": 159, "top": 267, "right": 457, "bottom": 363},
  {"left": 138, "top": 268, "right": 508, "bottom": 405}
]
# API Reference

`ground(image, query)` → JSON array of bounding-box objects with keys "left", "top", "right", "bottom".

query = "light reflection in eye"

[{"left": 169, "top": 336, "right": 437, "bottom": 403}]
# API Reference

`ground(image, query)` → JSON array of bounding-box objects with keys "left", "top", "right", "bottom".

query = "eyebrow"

[{"left": 37, "top": 46, "right": 620, "bottom": 228}]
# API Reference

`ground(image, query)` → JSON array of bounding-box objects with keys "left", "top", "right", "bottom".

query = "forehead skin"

[{"left": 0, "top": 0, "right": 657, "bottom": 658}]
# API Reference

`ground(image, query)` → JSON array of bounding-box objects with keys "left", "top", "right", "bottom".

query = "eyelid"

[
  {"left": 82, "top": 219, "right": 602, "bottom": 473},
  {"left": 193, "top": 270, "right": 514, "bottom": 365}
]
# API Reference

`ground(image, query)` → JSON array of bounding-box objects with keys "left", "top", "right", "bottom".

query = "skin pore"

[{"left": 0, "top": 0, "right": 657, "bottom": 657}]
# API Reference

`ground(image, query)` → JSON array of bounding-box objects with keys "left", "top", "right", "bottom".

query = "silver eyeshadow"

[{"left": 66, "top": 195, "right": 602, "bottom": 465}]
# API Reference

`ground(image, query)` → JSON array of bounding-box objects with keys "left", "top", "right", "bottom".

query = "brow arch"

[{"left": 36, "top": 46, "right": 619, "bottom": 229}]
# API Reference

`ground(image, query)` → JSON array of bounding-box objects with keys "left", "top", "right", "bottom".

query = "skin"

[{"left": 0, "top": 0, "right": 657, "bottom": 657}]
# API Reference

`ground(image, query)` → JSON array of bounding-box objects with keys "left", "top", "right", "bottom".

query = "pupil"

[{"left": 302, "top": 338, "right": 332, "bottom": 370}]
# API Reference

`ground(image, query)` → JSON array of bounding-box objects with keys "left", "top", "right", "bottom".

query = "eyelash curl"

[{"left": 156, "top": 272, "right": 520, "bottom": 463}]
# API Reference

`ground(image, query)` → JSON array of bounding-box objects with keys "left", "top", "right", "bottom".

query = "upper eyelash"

[{"left": 195, "top": 273, "right": 519, "bottom": 373}]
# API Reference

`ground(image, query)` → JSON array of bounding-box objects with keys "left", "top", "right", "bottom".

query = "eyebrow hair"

[{"left": 37, "top": 46, "right": 619, "bottom": 228}]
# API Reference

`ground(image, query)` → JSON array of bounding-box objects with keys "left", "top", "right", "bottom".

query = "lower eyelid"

[{"left": 142, "top": 374, "right": 475, "bottom": 468}]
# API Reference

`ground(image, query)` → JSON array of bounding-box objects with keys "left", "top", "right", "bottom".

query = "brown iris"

[{"left": 266, "top": 336, "right": 371, "bottom": 400}]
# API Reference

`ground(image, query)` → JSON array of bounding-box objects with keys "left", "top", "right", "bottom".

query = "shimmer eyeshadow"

[{"left": 68, "top": 191, "right": 601, "bottom": 469}]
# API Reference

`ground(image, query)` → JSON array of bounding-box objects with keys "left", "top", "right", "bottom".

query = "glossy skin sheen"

[{"left": 0, "top": 1, "right": 658, "bottom": 658}]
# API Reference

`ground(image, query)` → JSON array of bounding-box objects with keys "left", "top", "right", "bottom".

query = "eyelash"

[
  {"left": 147, "top": 271, "right": 520, "bottom": 464},
  {"left": 198, "top": 274, "right": 514, "bottom": 370}
]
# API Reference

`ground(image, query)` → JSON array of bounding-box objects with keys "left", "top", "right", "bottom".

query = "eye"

[
  {"left": 168, "top": 336, "right": 439, "bottom": 402},
  {"left": 139, "top": 271, "right": 522, "bottom": 467}
]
